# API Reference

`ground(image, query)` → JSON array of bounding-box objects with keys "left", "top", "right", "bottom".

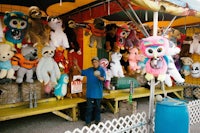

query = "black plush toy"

[{"left": 64, "top": 19, "right": 81, "bottom": 55}]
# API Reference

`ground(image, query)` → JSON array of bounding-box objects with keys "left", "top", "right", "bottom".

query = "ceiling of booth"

[{"left": 0, "top": 0, "right": 100, "bottom": 16}]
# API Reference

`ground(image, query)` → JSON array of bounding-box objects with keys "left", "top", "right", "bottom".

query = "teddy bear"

[
  {"left": 36, "top": 46, "right": 61, "bottom": 85},
  {"left": 110, "top": 52, "right": 124, "bottom": 77},
  {"left": 180, "top": 36, "right": 192, "bottom": 57},
  {"left": 64, "top": 19, "right": 81, "bottom": 55},
  {"left": 0, "top": 44, "right": 16, "bottom": 80},
  {"left": 165, "top": 41, "right": 185, "bottom": 87},
  {"left": 85, "top": 18, "right": 106, "bottom": 49},
  {"left": 47, "top": 16, "right": 69, "bottom": 49},
  {"left": 26, "top": 6, "right": 50, "bottom": 58},
  {"left": 120, "top": 50, "right": 132, "bottom": 76},
  {"left": 11, "top": 44, "right": 38, "bottom": 83},
  {"left": 3, "top": 11, "right": 28, "bottom": 48},
  {"left": 180, "top": 57, "right": 193, "bottom": 77},
  {"left": 128, "top": 47, "right": 142, "bottom": 72},
  {"left": 189, "top": 33, "right": 200, "bottom": 55}
]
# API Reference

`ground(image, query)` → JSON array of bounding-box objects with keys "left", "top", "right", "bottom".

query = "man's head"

[{"left": 91, "top": 57, "right": 100, "bottom": 69}]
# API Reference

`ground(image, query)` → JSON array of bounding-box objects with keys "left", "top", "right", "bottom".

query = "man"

[{"left": 73, "top": 57, "right": 106, "bottom": 126}]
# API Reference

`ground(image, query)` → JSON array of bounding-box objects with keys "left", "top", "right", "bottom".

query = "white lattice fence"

[
  {"left": 188, "top": 99, "right": 200, "bottom": 125},
  {"left": 65, "top": 112, "right": 147, "bottom": 133}
]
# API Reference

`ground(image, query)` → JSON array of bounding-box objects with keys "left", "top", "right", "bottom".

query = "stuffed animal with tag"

[
  {"left": 0, "top": 44, "right": 16, "bottom": 80},
  {"left": 165, "top": 41, "right": 185, "bottom": 87},
  {"left": 11, "top": 44, "right": 38, "bottom": 83},
  {"left": 36, "top": 46, "right": 61, "bottom": 85},
  {"left": 3, "top": 11, "right": 28, "bottom": 48},
  {"left": 47, "top": 16, "right": 69, "bottom": 49},
  {"left": 140, "top": 36, "right": 169, "bottom": 81},
  {"left": 54, "top": 74, "right": 69, "bottom": 100}
]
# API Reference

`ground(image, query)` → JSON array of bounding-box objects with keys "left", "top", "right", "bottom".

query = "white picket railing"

[
  {"left": 188, "top": 99, "right": 200, "bottom": 125},
  {"left": 65, "top": 99, "right": 200, "bottom": 133},
  {"left": 65, "top": 112, "right": 147, "bottom": 133}
]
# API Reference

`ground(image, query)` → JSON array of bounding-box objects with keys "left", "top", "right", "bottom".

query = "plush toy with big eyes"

[
  {"left": 116, "top": 25, "right": 130, "bottom": 50},
  {"left": 140, "top": 36, "right": 169, "bottom": 81},
  {"left": 3, "top": 11, "right": 28, "bottom": 48}
]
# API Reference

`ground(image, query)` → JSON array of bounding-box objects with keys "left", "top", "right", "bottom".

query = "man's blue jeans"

[{"left": 85, "top": 98, "right": 101, "bottom": 124}]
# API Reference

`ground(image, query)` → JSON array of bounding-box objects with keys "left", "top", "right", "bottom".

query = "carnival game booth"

[{"left": 0, "top": 0, "right": 200, "bottom": 133}]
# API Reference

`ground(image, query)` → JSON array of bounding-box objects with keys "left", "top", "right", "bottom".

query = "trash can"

[{"left": 155, "top": 98, "right": 189, "bottom": 133}]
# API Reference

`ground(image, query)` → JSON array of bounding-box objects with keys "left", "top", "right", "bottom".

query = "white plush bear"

[
  {"left": 0, "top": 44, "right": 16, "bottom": 79},
  {"left": 110, "top": 52, "right": 124, "bottom": 77},
  {"left": 36, "top": 46, "right": 61, "bottom": 85},
  {"left": 191, "top": 62, "right": 200, "bottom": 78},
  {"left": 189, "top": 33, "right": 200, "bottom": 54},
  {"left": 165, "top": 41, "right": 185, "bottom": 87},
  {"left": 47, "top": 16, "right": 69, "bottom": 49}
]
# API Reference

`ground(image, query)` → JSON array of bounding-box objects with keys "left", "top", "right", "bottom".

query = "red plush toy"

[{"left": 54, "top": 48, "right": 69, "bottom": 73}]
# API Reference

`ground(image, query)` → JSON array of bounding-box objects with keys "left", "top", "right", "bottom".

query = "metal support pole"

[{"left": 148, "top": 78, "right": 155, "bottom": 133}]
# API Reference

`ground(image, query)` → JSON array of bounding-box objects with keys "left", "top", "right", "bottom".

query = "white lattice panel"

[
  {"left": 188, "top": 99, "right": 200, "bottom": 125},
  {"left": 65, "top": 112, "right": 147, "bottom": 133}
]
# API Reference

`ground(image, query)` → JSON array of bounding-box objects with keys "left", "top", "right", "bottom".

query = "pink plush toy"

[
  {"left": 140, "top": 36, "right": 169, "bottom": 81},
  {"left": 128, "top": 47, "right": 142, "bottom": 72},
  {"left": 100, "top": 58, "right": 112, "bottom": 90}
]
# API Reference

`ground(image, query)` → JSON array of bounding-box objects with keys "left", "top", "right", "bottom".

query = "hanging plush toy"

[
  {"left": 100, "top": 58, "right": 112, "bottom": 90},
  {"left": 3, "top": 11, "right": 28, "bottom": 48},
  {"left": 140, "top": 36, "right": 169, "bottom": 81},
  {"left": 116, "top": 25, "right": 130, "bottom": 50},
  {"left": 64, "top": 19, "right": 81, "bottom": 55},
  {"left": 85, "top": 18, "right": 106, "bottom": 49},
  {"left": 165, "top": 41, "right": 185, "bottom": 87},
  {"left": 27, "top": 6, "right": 50, "bottom": 58},
  {"left": 0, "top": 44, "right": 16, "bottom": 80},
  {"left": 54, "top": 74, "right": 69, "bottom": 100},
  {"left": 125, "top": 22, "right": 139, "bottom": 49},
  {"left": 36, "top": 46, "right": 61, "bottom": 85},
  {"left": 11, "top": 44, "right": 38, "bottom": 83},
  {"left": 47, "top": 16, "right": 69, "bottom": 49}
]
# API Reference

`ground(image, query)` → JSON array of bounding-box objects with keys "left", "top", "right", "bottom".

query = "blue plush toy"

[
  {"left": 54, "top": 74, "right": 69, "bottom": 100},
  {"left": 3, "top": 11, "right": 28, "bottom": 48}
]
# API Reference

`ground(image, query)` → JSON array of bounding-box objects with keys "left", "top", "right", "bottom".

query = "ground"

[{"left": 0, "top": 97, "right": 199, "bottom": 133}]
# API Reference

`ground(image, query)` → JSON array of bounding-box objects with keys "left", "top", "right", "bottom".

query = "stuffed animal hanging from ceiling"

[
  {"left": 116, "top": 25, "right": 130, "bottom": 50},
  {"left": 85, "top": 18, "right": 106, "bottom": 49},
  {"left": 3, "top": 11, "right": 28, "bottom": 48},
  {"left": 189, "top": 33, "right": 200, "bottom": 55},
  {"left": 26, "top": 6, "right": 50, "bottom": 58},
  {"left": 140, "top": 36, "right": 169, "bottom": 81},
  {"left": 47, "top": 16, "right": 69, "bottom": 49},
  {"left": 64, "top": 19, "right": 81, "bottom": 55}
]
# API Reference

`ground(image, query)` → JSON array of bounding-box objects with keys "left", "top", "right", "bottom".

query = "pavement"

[{"left": 0, "top": 97, "right": 199, "bottom": 133}]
